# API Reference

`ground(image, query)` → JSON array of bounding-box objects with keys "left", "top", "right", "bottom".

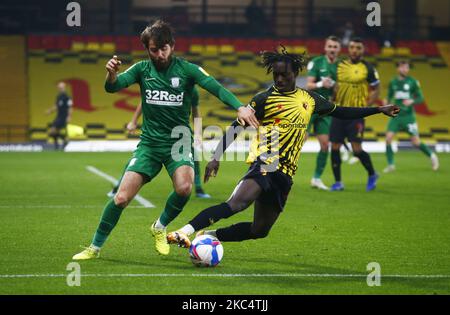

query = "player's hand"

[
  {"left": 126, "top": 121, "right": 137, "bottom": 134},
  {"left": 402, "top": 99, "right": 414, "bottom": 106},
  {"left": 379, "top": 104, "right": 400, "bottom": 117},
  {"left": 204, "top": 159, "right": 220, "bottom": 183},
  {"left": 322, "top": 77, "right": 334, "bottom": 89},
  {"left": 106, "top": 55, "right": 122, "bottom": 75},
  {"left": 237, "top": 106, "right": 259, "bottom": 129}
]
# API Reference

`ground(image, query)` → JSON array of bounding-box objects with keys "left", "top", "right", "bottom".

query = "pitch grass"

[{"left": 0, "top": 151, "right": 449, "bottom": 294}]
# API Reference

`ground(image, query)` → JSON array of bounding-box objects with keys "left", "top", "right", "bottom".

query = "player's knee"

[
  {"left": 114, "top": 192, "right": 131, "bottom": 208},
  {"left": 175, "top": 182, "right": 192, "bottom": 197},
  {"left": 251, "top": 226, "right": 270, "bottom": 239},
  {"left": 320, "top": 142, "right": 329, "bottom": 152},
  {"left": 386, "top": 134, "right": 393, "bottom": 144},
  {"left": 227, "top": 200, "right": 249, "bottom": 213},
  {"left": 353, "top": 150, "right": 364, "bottom": 158},
  {"left": 411, "top": 137, "right": 420, "bottom": 146},
  {"left": 331, "top": 143, "right": 340, "bottom": 151}
]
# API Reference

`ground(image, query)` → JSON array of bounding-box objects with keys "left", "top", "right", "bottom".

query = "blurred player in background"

[
  {"left": 73, "top": 20, "right": 257, "bottom": 260},
  {"left": 166, "top": 48, "right": 399, "bottom": 247},
  {"left": 108, "top": 87, "right": 211, "bottom": 199},
  {"left": 383, "top": 60, "right": 439, "bottom": 172},
  {"left": 45, "top": 81, "right": 72, "bottom": 150},
  {"left": 306, "top": 35, "right": 341, "bottom": 190},
  {"left": 330, "top": 38, "right": 381, "bottom": 191}
]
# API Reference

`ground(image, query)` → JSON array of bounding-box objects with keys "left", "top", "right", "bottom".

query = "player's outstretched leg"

[
  {"left": 351, "top": 143, "right": 378, "bottom": 191},
  {"left": 384, "top": 131, "right": 396, "bottom": 173},
  {"left": 330, "top": 143, "right": 344, "bottom": 191},
  {"left": 107, "top": 159, "right": 131, "bottom": 198},
  {"left": 73, "top": 171, "right": 145, "bottom": 260},
  {"left": 311, "top": 134, "right": 330, "bottom": 191},
  {"left": 194, "top": 161, "right": 211, "bottom": 198},
  {"left": 167, "top": 178, "right": 262, "bottom": 247},
  {"left": 411, "top": 136, "right": 439, "bottom": 171},
  {"left": 210, "top": 199, "right": 280, "bottom": 242},
  {"left": 152, "top": 165, "right": 193, "bottom": 255}
]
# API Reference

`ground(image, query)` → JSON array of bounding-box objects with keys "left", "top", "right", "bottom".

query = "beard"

[{"left": 150, "top": 53, "right": 173, "bottom": 70}]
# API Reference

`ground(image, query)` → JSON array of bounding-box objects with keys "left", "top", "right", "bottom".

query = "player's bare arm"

[
  {"left": 367, "top": 83, "right": 380, "bottom": 106},
  {"left": 66, "top": 106, "right": 73, "bottom": 123},
  {"left": 204, "top": 120, "right": 244, "bottom": 183},
  {"left": 126, "top": 103, "right": 142, "bottom": 134},
  {"left": 237, "top": 105, "right": 258, "bottom": 128},
  {"left": 45, "top": 105, "right": 56, "bottom": 115}
]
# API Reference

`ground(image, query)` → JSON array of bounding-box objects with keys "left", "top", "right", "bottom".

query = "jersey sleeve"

[
  {"left": 307, "top": 59, "right": 318, "bottom": 78},
  {"left": 247, "top": 90, "right": 269, "bottom": 120},
  {"left": 365, "top": 62, "right": 380, "bottom": 86},
  {"left": 105, "top": 61, "right": 142, "bottom": 93},
  {"left": 184, "top": 62, "right": 242, "bottom": 109},
  {"left": 191, "top": 86, "right": 199, "bottom": 108},
  {"left": 412, "top": 79, "right": 425, "bottom": 105},
  {"left": 310, "top": 90, "right": 337, "bottom": 116}
]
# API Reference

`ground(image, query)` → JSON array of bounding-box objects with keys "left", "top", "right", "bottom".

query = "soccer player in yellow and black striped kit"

[
  {"left": 330, "top": 37, "right": 381, "bottom": 191},
  {"left": 166, "top": 47, "right": 398, "bottom": 246}
]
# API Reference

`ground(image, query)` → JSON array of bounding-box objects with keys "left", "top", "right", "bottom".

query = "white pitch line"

[
  {"left": 1, "top": 273, "right": 449, "bottom": 279},
  {"left": 0, "top": 205, "right": 147, "bottom": 209},
  {"left": 86, "top": 166, "right": 154, "bottom": 208}
]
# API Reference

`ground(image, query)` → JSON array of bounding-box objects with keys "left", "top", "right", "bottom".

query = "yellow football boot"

[
  {"left": 150, "top": 222, "right": 170, "bottom": 255},
  {"left": 72, "top": 245, "right": 100, "bottom": 260}
]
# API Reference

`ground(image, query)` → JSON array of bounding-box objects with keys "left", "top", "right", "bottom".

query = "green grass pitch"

[{"left": 0, "top": 151, "right": 449, "bottom": 294}]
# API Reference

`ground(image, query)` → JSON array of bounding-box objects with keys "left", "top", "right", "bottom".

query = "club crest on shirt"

[
  {"left": 170, "top": 77, "right": 180, "bottom": 88},
  {"left": 303, "top": 102, "right": 308, "bottom": 110}
]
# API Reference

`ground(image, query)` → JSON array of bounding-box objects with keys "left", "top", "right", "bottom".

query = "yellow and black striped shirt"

[
  {"left": 335, "top": 59, "right": 380, "bottom": 108},
  {"left": 246, "top": 86, "right": 336, "bottom": 177}
]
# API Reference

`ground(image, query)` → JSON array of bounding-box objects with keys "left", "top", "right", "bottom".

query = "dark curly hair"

[
  {"left": 140, "top": 19, "right": 175, "bottom": 49},
  {"left": 260, "top": 45, "right": 308, "bottom": 75}
]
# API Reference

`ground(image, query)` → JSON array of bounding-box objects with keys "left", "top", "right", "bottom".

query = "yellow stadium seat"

[
  {"left": 71, "top": 41, "right": 85, "bottom": 52},
  {"left": 292, "top": 45, "right": 307, "bottom": 54},
  {"left": 396, "top": 47, "right": 411, "bottom": 57},
  {"left": 219, "top": 45, "right": 234, "bottom": 54},
  {"left": 100, "top": 42, "right": 115, "bottom": 54},
  {"left": 278, "top": 45, "right": 293, "bottom": 53},
  {"left": 381, "top": 47, "right": 395, "bottom": 57},
  {"left": 204, "top": 45, "right": 219, "bottom": 55},
  {"left": 189, "top": 44, "right": 204, "bottom": 54},
  {"left": 85, "top": 42, "right": 100, "bottom": 51}
]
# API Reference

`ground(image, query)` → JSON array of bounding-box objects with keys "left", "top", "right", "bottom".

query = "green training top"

[
  {"left": 105, "top": 56, "right": 241, "bottom": 145},
  {"left": 307, "top": 55, "right": 339, "bottom": 100},
  {"left": 387, "top": 76, "right": 424, "bottom": 116}
]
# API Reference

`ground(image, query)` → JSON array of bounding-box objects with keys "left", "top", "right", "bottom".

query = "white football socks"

[
  {"left": 179, "top": 224, "right": 195, "bottom": 236},
  {"left": 154, "top": 218, "right": 166, "bottom": 230}
]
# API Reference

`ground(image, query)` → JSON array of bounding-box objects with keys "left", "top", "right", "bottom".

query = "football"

[{"left": 189, "top": 235, "right": 224, "bottom": 267}]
